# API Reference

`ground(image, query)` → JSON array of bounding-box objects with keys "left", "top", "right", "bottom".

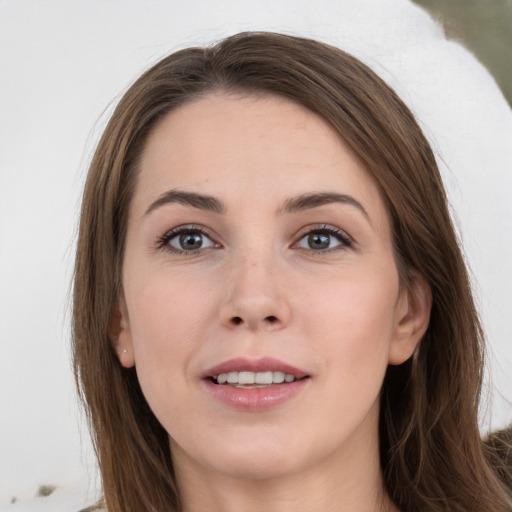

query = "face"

[{"left": 114, "top": 93, "right": 427, "bottom": 483}]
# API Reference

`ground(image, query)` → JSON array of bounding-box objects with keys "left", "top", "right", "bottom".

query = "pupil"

[
  {"left": 308, "top": 233, "right": 330, "bottom": 250},
  {"left": 180, "top": 233, "right": 202, "bottom": 250}
]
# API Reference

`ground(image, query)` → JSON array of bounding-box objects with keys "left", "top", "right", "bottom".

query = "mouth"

[{"left": 202, "top": 356, "right": 311, "bottom": 403}]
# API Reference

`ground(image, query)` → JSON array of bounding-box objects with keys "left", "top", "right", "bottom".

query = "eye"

[
  {"left": 157, "top": 226, "right": 219, "bottom": 254},
  {"left": 295, "top": 226, "right": 352, "bottom": 252}
]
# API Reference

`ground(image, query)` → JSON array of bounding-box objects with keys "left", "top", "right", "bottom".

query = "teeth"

[
  {"left": 227, "top": 372, "right": 238, "bottom": 384},
  {"left": 239, "top": 372, "right": 255, "bottom": 385},
  {"left": 272, "top": 371, "right": 285, "bottom": 383},
  {"left": 217, "top": 373, "right": 228, "bottom": 384},
  {"left": 255, "top": 371, "right": 273, "bottom": 385},
  {"left": 214, "top": 371, "right": 296, "bottom": 385}
]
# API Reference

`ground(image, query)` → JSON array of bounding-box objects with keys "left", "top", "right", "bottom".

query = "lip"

[{"left": 201, "top": 357, "right": 311, "bottom": 412}]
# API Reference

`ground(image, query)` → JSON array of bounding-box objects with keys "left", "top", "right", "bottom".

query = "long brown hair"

[{"left": 72, "top": 32, "right": 512, "bottom": 511}]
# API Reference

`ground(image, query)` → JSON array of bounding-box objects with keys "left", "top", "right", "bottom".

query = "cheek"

[
  {"left": 295, "top": 276, "right": 398, "bottom": 443},
  {"left": 300, "top": 269, "right": 399, "bottom": 384},
  {"left": 127, "top": 273, "right": 216, "bottom": 356},
  {"left": 123, "top": 272, "right": 218, "bottom": 405}
]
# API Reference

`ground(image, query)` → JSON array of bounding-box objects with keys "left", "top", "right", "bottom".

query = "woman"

[{"left": 72, "top": 32, "right": 512, "bottom": 511}]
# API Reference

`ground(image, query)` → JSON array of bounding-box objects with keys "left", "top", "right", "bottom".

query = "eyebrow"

[
  {"left": 144, "top": 189, "right": 370, "bottom": 223},
  {"left": 145, "top": 189, "right": 226, "bottom": 216},
  {"left": 279, "top": 192, "right": 370, "bottom": 222}
]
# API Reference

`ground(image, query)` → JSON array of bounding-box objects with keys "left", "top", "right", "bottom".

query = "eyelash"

[{"left": 154, "top": 224, "right": 353, "bottom": 255}]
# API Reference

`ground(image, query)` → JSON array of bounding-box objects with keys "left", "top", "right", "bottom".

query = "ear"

[
  {"left": 110, "top": 302, "right": 136, "bottom": 368},
  {"left": 388, "top": 272, "right": 432, "bottom": 365}
]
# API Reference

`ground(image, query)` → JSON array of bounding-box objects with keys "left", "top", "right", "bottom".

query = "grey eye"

[
  {"left": 296, "top": 231, "right": 343, "bottom": 251},
  {"left": 169, "top": 231, "right": 215, "bottom": 251}
]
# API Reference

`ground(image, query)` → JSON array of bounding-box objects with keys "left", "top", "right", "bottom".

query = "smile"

[{"left": 202, "top": 357, "right": 310, "bottom": 411}]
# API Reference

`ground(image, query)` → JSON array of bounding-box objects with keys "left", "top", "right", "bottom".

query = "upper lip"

[{"left": 202, "top": 357, "right": 310, "bottom": 379}]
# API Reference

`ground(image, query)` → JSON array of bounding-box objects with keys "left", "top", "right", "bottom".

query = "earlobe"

[
  {"left": 110, "top": 304, "right": 136, "bottom": 368},
  {"left": 388, "top": 272, "right": 432, "bottom": 365}
]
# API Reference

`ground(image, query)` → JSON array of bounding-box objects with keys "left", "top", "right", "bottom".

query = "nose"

[{"left": 219, "top": 251, "right": 291, "bottom": 332}]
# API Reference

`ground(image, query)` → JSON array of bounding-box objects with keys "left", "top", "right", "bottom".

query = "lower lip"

[{"left": 202, "top": 378, "right": 310, "bottom": 411}]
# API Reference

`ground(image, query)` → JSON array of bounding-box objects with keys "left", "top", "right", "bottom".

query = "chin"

[
  {"left": 173, "top": 427, "right": 307, "bottom": 480},
  {"left": 208, "top": 451, "right": 299, "bottom": 481}
]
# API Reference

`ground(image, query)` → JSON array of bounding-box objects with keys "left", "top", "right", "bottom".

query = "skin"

[{"left": 112, "top": 93, "right": 431, "bottom": 512}]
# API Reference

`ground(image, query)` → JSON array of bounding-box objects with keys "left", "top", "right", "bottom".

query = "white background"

[{"left": 1, "top": 1, "right": 511, "bottom": 510}]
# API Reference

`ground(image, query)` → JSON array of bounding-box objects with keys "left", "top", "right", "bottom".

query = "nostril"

[{"left": 227, "top": 315, "right": 279, "bottom": 327}]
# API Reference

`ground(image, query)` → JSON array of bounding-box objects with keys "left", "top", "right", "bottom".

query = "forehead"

[{"left": 134, "top": 93, "right": 388, "bottom": 226}]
